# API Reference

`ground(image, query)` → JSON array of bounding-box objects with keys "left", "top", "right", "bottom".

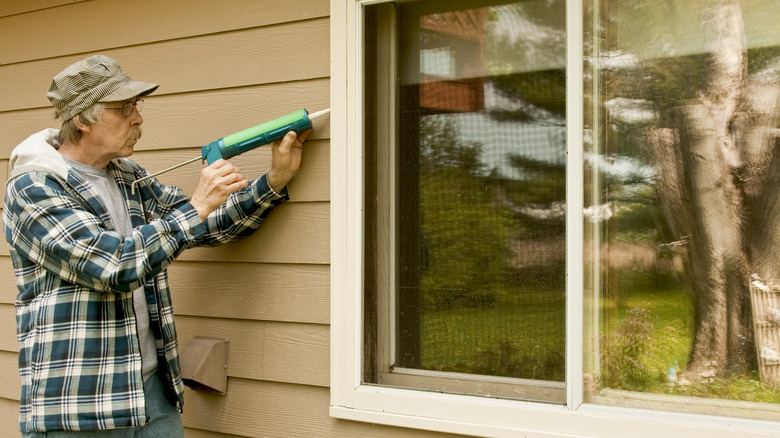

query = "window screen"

[{"left": 363, "top": 0, "right": 567, "bottom": 402}]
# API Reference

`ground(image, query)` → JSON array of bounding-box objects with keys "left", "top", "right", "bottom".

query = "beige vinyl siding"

[
  {"left": 0, "top": 397, "right": 19, "bottom": 437},
  {"left": 0, "top": 350, "right": 19, "bottom": 398},
  {"left": 0, "top": 0, "right": 330, "bottom": 65},
  {"left": 0, "top": 1, "right": 84, "bottom": 18},
  {"left": 0, "top": 1, "right": 467, "bottom": 437}
]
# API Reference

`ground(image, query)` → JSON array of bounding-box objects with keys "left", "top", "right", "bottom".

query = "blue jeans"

[{"left": 22, "top": 372, "right": 183, "bottom": 438}]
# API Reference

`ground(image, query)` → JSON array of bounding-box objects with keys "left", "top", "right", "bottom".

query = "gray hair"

[{"left": 56, "top": 102, "right": 105, "bottom": 144}]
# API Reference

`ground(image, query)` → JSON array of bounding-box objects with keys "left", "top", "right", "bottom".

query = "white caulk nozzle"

[{"left": 308, "top": 108, "right": 331, "bottom": 121}]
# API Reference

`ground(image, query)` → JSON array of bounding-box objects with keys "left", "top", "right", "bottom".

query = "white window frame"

[{"left": 329, "top": 0, "right": 780, "bottom": 436}]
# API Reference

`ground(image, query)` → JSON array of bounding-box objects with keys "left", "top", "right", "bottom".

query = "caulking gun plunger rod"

[{"left": 130, "top": 108, "right": 330, "bottom": 194}]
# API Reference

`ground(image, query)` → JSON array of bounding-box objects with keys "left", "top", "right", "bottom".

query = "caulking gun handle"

[{"left": 201, "top": 139, "right": 226, "bottom": 164}]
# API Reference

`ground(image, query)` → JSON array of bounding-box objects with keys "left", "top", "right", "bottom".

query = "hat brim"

[{"left": 98, "top": 80, "right": 159, "bottom": 102}]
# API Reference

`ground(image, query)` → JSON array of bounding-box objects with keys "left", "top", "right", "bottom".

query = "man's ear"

[{"left": 73, "top": 115, "right": 91, "bottom": 134}]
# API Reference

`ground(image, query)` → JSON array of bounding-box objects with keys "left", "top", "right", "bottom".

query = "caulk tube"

[{"left": 201, "top": 109, "right": 313, "bottom": 164}]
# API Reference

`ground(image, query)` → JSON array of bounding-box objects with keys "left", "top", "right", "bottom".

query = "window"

[
  {"left": 331, "top": 0, "right": 780, "bottom": 436},
  {"left": 585, "top": 0, "right": 780, "bottom": 421},
  {"left": 362, "top": 0, "right": 567, "bottom": 402}
]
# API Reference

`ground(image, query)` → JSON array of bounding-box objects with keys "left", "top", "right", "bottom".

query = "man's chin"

[{"left": 122, "top": 142, "right": 138, "bottom": 157}]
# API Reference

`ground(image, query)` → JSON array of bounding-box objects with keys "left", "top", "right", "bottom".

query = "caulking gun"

[{"left": 131, "top": 108, "right": 330, "bottom": 193}]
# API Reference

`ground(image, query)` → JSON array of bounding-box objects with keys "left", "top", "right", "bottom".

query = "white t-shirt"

[{"left": 64, "top": 157, "right": 159, "bottom": 382}]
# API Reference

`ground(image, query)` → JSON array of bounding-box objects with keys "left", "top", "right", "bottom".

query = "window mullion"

[{"left": 565, "top": 0, "right": 585, "bottom": 411}]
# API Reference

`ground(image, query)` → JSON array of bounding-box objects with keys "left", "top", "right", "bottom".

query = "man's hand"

[
  {"left": 189, "top": 159, "right": 248, "bottom": 220},
  {"left": 267, "top": 129, "right": 309, "bottom": 193}
]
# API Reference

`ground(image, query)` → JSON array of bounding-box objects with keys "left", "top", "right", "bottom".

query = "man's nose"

[{"left": 131, "top": 108, "right": 143, "bottom": 125}]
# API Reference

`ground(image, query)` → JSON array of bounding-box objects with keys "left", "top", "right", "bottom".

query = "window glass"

[
  {"left": 363, "top": 0, "right": 567, "bottom": 402},
  {"left": 586, "top": 0, "right": 780, "bottom": 419}
]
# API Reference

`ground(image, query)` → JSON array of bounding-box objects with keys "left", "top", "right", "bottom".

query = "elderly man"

[{"left": 3, "top": 55, "right": 308, "bottom": 437}]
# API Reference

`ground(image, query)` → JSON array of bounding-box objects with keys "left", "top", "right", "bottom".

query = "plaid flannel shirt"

[{"left": 3, "top": 135, "right": 288, "bottom": 432}]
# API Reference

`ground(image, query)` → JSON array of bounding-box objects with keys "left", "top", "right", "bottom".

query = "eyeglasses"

[{"left": 105, "top": 99, "right": 144, "bottom": 117}]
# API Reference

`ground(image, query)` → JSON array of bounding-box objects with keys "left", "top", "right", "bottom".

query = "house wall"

[{"left": 0, "top": 1, "right": 463, "bottom": 437}]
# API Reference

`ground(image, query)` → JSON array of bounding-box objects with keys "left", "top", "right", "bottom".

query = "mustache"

[{"left": 130, "top": 126, "right": 143, "bottom": 143}]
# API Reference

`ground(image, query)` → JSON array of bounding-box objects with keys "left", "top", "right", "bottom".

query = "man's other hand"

[{"left": 189, "top": 159, "right": 248, "bottom": 220}]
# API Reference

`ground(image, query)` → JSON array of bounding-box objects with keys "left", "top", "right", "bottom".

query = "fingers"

[
  {"left": 295, "top": 129, "right": 311, "bottom": 145},
  {"left": 208, "top": 159, "right": 247, "bottom": 181},
  {"left": 278, "top": 129, "right": 310, "bottom": 153},
  {"left": 204, "top": 160, "right": 248, "bottom": 190},
  {"left": 267, "top": 130, "right": 308, "bottom": 193},
  {"left": 190, "top": 160, "right": 248, "bottom": 220}
]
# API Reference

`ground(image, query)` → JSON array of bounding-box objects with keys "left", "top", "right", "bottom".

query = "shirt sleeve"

[
  {"left": 186, "top": 170, "right": 290, "bottom": 247},
  {"left": 4, "top": 172, "right": 201, "bottom": 294}
]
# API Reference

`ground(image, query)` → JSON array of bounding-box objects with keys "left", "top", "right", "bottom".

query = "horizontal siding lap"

[
  {"left": 0, "top": 397, "right": 19, "bottom": 436},
  {"left": 0, "top": 305, "right": 15, "bottom": 352},
  {"left": 182, "top": 427, "right": 249, "bottom": 438},
  {"left": 0, "top": 257, "right": 15, "bottom": 304},
  {"left": 0, "top": 158, "right": 8, "bottom": 205},
  {"left": 0, "top": 0, "right": 329, "bottom": 65},
  {"left": 0, "top": 0, "right": 77, "bottom": 18},
  {"left": 179, "top": 202, "right": 329, "bottom": 264},
  {"left": 262, "top": 322, "right": 329, "bottom": 386},
  {"left": 0, "top": 350, "right": 19, "bottom": 400},
  {"left": 182, "top": 380, "right": 330, "bottom": 437},
  {"left": 169, "top": 261, "right": 329, "bottom": 324},
  {"left": 0, "top": 18, "right": 330, "bottom": 112}
]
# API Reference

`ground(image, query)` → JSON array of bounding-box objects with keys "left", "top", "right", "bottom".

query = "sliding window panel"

[
  {"left": 585, "top": 0, "right": 780, "bottom": 421},
  {"left": 363, "top": 0, "right": 568, "bottom": 403}
]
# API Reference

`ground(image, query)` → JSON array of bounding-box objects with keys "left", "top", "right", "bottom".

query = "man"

[{"left": 3, "top": 55, "right": 308, "bottom": 436}]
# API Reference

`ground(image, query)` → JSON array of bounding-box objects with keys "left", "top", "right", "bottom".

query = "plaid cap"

[{"left": 47, "top": 55, "right": 159, "bottom": 121}]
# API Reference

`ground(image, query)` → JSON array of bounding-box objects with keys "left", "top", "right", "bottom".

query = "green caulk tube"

[{"left": 201, "top": 108, "right": 327, "bottom": 164}]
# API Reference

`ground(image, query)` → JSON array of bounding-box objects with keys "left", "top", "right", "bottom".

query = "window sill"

[
  {"left": 592, "top": 388, "right": 780, "bottom": 423},
  {"left": 331, "top": 384, "right": 780, "bottom": 438},
  {"left": 378, "top": 367, "right": 565, "bottom": 403}
]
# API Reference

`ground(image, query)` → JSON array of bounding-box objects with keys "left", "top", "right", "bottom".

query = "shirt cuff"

[
  {"left": 260, "top": 171, "right": 289, "bottom": 200},
  {"left": 175, "top": 201, "right": 208, "bottom": 240}
]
